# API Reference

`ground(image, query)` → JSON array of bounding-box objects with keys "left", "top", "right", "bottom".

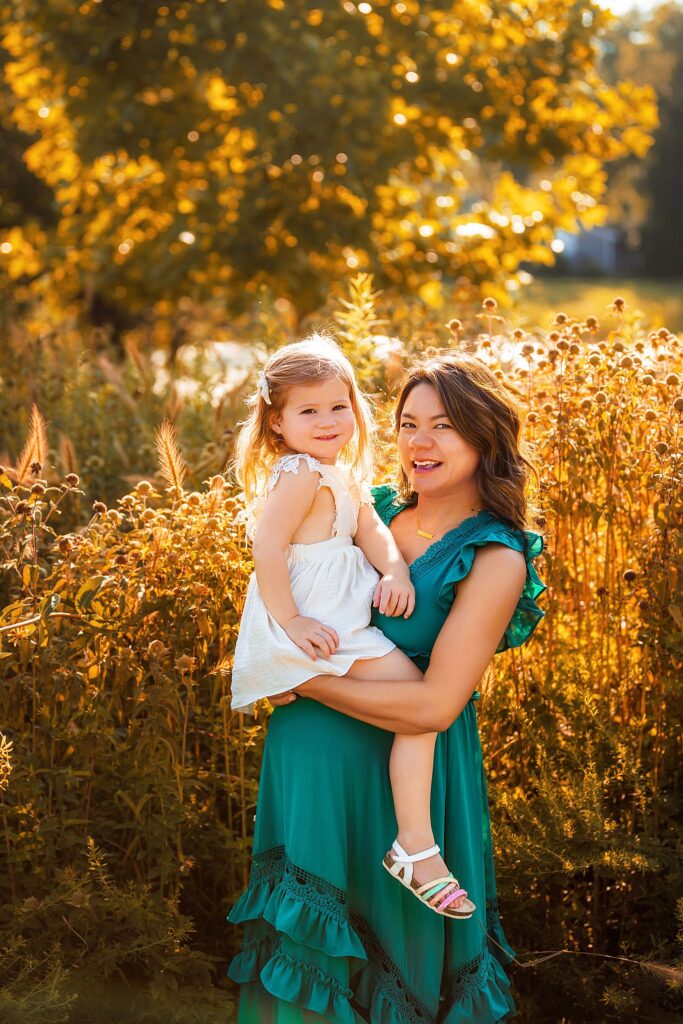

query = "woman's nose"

[{"left": 409, "top": 430, "right": 432, "bottom": 449}]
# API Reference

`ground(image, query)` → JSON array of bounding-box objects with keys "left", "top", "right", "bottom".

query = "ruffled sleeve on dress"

[
  {"left": 371, "top": 484, "right": 402, "bottom": 524},
  {"left": 436, "top": 522, "right": 546, "bottom": 653}
]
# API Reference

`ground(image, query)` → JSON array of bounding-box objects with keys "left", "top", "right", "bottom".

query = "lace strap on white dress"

[{"left": 241, "top": 453, "right": 361, "bottom": 541}]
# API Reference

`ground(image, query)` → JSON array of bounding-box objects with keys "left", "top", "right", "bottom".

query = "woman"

[{"left": 227, "top": 353, "right": 546, "bottom": 1023}]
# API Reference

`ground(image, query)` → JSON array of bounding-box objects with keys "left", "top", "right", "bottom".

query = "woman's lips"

[{"left": 412, "top": 460, "right": 442, "bottom": 474}]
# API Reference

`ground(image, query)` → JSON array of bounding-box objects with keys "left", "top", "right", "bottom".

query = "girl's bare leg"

[{"left": 346, "top": 649, "right": 466, "bottom": 909}]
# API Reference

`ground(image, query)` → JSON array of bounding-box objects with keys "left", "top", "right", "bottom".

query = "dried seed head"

[
  {"left": 513, "top": 328, "right": 525, "bottom": 341},
  {"left": 644, "top": 409, "right": 657, "bottom": 421},
  {"left": 447, "top": 318, "right": 462, "bottom": 334},
  {"left": 526, "top": 412, "right": 538, "bottom": 423},
  {"left": 15, "top": 500, "right": 30, "bottom": 514},
  {"left": 612, "top": 297, "right": 625, "bottom": 312},
  {"left": 136, "top": 480, "right": 153, "bottom": 495},
  {"left": 666, "top": 373, "right": 679, "bottom": 386},
  {"left": 613, "top": 340, "right": 625, "bottom": 352},
  {"left": 657, "top": 328, "right": 669, "bottom": 340},
  {"left": 620, "top": 356, "right": 633, "bottom": 369},
  {"left": 655, "top": 441, "right": 669, "bottom": 456},
  {"left": 556, "top": 339, "right": 569, "bottom": 351},
  {"left": 580, "top": 398, "right": 592, "bottom": 411},
  {"left": 569, "top": 343, "right": 580, "bottom": 356},
  {"left": 30, "top": 461, "right": 42, "bottom": 475},
  {"left": 482, "top": 297, "right": 497, "bottom": 311},
  {"left": 547, "top": 348, "right": 559, "bottom": 361},
  {"left": 588, "top": 353, "right": 600, "bottom": 366},
  {"left": 673, "top": 397, "right": 683, "bottom": 413},
  {"left": 65, "top": 473, "right": 80, "bottom": 487},
  {"left": 542, "top": 402, "right": 554, "bottom": 414},
  {"left": 522, "top": 343, "right": 534, "bottom": 357},
  {"left": 548, "top": 331, "right": 560, "bottom": 343},
  {"left": 642, "top": 374, "right": 655, "bottom": 385},
  {"left": 623, "top": 569, "right": 637, "bottom": 583},
  {"left": 585, "top": 316, "right": 598, "bottom": 330},
  {"left": 595, "top": 391, "right": 608, "bottom": 404},
  {"left": 92, "top": 501, "right": 107, "bottom": 514},
  {"left": 30, "top": 482, "right": 46, "bottom": 495},
  {"left": 554, "top": 312, "right": 568, "bottom": 325}
]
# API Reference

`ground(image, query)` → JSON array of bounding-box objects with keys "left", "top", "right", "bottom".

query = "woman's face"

[{"left": 397, "top": 382, "right": 481, "bottom": 498}]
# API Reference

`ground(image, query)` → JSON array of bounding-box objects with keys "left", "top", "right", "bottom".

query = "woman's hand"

[
  {"left": 372, "top": 570, "right": 416, "bottom": 618},
  {"left": 284, "top": 615, "right": 339, "bottom": 659},
  {"left": 268, "top": 690, "right": 299, "bottom": 706}
]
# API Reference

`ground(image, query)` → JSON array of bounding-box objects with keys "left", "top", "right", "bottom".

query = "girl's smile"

[{"left": 273, "top": 377, "right": 356, "bottom": 464}]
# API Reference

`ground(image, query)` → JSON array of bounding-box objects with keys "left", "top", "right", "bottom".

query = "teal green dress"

[{"left": 227, "top": 487, "right": 545, "bottom": 1023}]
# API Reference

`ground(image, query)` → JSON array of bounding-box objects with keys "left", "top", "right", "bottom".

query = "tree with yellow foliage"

[{"left": 0, "top": 0, "right": 657, "bottom": 322}]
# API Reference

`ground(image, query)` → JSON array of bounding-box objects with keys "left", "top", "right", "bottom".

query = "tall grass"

[{"left": 0, "top": 280, "right": 681, "bottom": 1022}]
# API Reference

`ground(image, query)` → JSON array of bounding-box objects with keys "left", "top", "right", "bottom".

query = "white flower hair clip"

[{"left": 257, "top": 370, "right": 272, "bottom": 405}]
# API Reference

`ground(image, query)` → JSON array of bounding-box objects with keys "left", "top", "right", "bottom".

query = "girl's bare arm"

[{"left": 296, "top": 544, "right": 527, "bottom": 733}]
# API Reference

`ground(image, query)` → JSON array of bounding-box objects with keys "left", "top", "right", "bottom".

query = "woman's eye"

[
  {"left": 435, "top": 423, "right": 452, "bottom": 429},
  {"left": 399, "top": 422, "right": 415, "bottom": 429}
]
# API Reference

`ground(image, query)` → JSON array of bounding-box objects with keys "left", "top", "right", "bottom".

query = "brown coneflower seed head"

[
  {"left": 482, "top": 297, "right": 497, "bottom": 311},
  {"left": 612, "top": 297, "right": 625, "bottom": 312},
  {"left": 554, "top": 312, "right": 568, "bottom": 325},
  {"left": 527, "top": 411, "right": 538, "bottom": 423},
  {"left": 556, "top": 339, "right": 569, "bottom": 351},
  {"left": 655, "top": 441, "right": 669, "bottom": 455},
  {"left": 613, "top": 340, "right": 625, "bottom": 352},
  {"left": 548, "top": 349, "right": 559, "bottom": 361},
  {"left": 543, "top": 402, "right": 554, "bottom": 414},
  {"left": 549, "top": 331, "right": 560, "bottom": 343},
  {"left": 513, "top": 328, "right": 525, "bottom": 340},
  {"left": 522, "top": 343, "right": 534, "bottom": 356},
  {"left": 65, "top": 473, "right": 80, "bottom": 487},
  {"left": 569, "top": 343, "right": 580, "bottom": 356},
  {"left": 447, "top": 318, "right": 462, "bottom": 334},
  {"left": 588, "top": 353, "right": 600, "bottom": 366},
  {"left": 623, "top": 569, "right": 637, "bottom": 582},
  {"left": 657, "top": 328, "right": 669, "bottom": 340},
  {"left": 673, "top": 397, "right": 683, "bottom": 413},
  {"left": 30, "top": 482, "right": 46, "bottom": 494},
  {"left": 595, "top": 391, "right": 608, "bottom": 404},
  {"left": 15, "top": 500, "right": 30, "bottom": 514},
  {"left": 644, "top": 409, "right": 657, "bottom": 421},
  {"left": 136, "top": 480, "right": 153, "bottom": 495},
  {"left": 30, "top": 461, "right": 42, "bottom": 475},
  {"left": 586, "top": 316, "right": 598, "bottom": 330},
  {"left": 620, "top": 356, "right": 633, "bottom": 369},
  {"left": 666, "top": 373, "right": 679, "bottom": 386},
  {"left": 580, "top": 398, "right": 592, "bottom": 411},
  {"left": 92, "top": 501, "right": 107, "bottom": 514},
  {"left": 642, "top": 374, "right": 654, "bottom": 385}
]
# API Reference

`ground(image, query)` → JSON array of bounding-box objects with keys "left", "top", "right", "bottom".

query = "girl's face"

[
  {"left": 272, "top": 376, "right": 357, "bottom": 464},
  {"left": 398, "top": 383, "right": 481, "bottom": 497}
]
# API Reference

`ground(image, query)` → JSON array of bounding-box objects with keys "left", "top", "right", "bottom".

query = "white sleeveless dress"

[{"left": 230, "top": 453, "right": 396, "bottom": 712}]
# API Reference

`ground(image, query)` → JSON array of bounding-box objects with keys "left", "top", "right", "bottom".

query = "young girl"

[{"left": 230, "top": 335, "right": 475, "bottom": 920}]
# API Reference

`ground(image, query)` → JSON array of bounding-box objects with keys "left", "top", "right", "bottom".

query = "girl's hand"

[
  {"left": 373, "top": 571, "right": 416, "bottom": 618},
  {"left": 284, "top": 615, "right": 339, "bottom": 660}
]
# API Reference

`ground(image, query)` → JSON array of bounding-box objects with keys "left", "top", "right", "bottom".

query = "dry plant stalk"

[
  {"left": 13, "top": 403, "right": 48, "bottom": 483},
  {"left": 154, "top": 419, "right": 187, "bottom": 494}
]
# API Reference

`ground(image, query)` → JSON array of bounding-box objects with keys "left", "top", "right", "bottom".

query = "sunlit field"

[
  {"left": 519, "top": 278, "right": 683, "bottom": 333},
  {"left": 1, "top": 278, "right": 681, "bottom": 1023}
]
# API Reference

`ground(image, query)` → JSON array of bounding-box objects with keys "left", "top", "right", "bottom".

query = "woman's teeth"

[{"left": 413, "top": 460, "right": 441, "bottom": 471}]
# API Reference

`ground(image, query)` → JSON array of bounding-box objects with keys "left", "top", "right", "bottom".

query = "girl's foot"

[{"left": 383, "top": 840, "right": 476, "bottom": 918}]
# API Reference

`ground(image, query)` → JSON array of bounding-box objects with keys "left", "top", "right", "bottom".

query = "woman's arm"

[{"left": 296, "top": 544, "right": 527, "bottom": 733}]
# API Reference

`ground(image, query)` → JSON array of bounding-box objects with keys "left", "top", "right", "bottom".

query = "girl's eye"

[
  {"left": 301, "top": 409, "right": 315, "bottom": 415},
  {"left": 333, "top": 404, "right": 348, "bottom": 411}
]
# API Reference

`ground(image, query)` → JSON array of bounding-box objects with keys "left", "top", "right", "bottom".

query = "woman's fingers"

[{"left": 404, "top": 591, "right": 416, "bottom": 618}]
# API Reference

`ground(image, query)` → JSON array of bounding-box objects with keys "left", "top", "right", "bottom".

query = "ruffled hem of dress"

[
  {"left": 228, "top": 868, "right": 367, "bottom": 962},
  {"left": 227, "top": 848, "right": 516, "bottom": 1024}
]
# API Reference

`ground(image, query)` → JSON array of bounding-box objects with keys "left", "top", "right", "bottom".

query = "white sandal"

[{"left": 382, "top": 840, "right": 476, "bottom": 919}]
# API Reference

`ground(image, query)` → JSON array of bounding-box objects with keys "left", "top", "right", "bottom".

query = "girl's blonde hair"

[{"left": 233, "top": 334, "right": 375, "bottom": 504}]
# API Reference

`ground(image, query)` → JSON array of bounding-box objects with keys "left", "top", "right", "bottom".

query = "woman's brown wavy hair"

[{"left": 394, "top": 353, "right": 538, "bottom": 533}]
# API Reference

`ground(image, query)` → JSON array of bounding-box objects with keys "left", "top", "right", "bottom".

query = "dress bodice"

[{"left": 371, "top": 485, "right": 546, "bottom": 666}]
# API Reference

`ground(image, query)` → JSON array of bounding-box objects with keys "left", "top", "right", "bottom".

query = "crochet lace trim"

[{"left": 240, "top": 846, "right": 506, "bottom": 1024}]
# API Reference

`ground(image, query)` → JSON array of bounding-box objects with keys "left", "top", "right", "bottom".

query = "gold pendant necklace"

[{"left": 416, "top": 506, "right": 481, "bottom": 541}]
